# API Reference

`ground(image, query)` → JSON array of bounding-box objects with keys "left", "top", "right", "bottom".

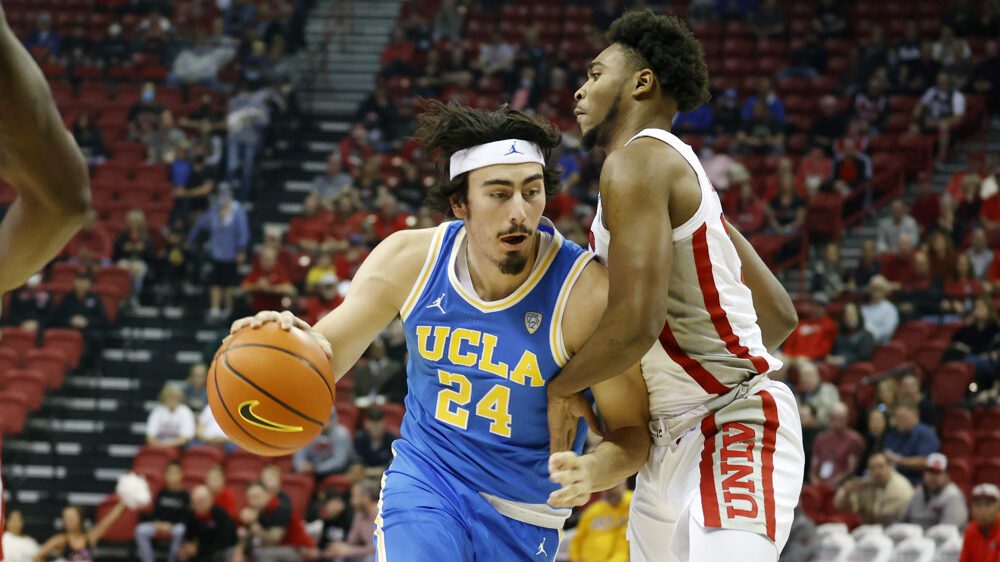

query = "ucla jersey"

[{"left": 397, "top": 219, "right": 594, "bottom": 506}]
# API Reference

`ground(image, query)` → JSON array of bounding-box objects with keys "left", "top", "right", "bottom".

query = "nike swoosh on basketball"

[{"left": 238, "top": 400, "right": 304, "bottom": 432}]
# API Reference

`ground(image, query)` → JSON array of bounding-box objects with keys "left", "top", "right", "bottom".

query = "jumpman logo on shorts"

[
  {"left": 535, "top": 537, "right": 547, "bottom": 557},
  {"left": 505, "top": 142, "right": 523, "bottom": 156},
  {"left": 426, "top": 293, "right": 446, "bottom": 314}
]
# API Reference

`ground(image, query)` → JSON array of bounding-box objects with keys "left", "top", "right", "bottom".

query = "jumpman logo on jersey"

[
  {"left": 505, "top": 142, "right": 523, "bottom": 156},
  {"left": 426, "top": 293, "right": 446, "bottom": 314},
  {"left": 535, "top": 538, "right": 548, "bottom": 557}
]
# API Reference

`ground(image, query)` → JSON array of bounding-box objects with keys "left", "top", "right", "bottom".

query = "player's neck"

[
  {"left": 605, "top": 108, "right": 675, "bottom": 153},
  {"left": 465, "top": 236, "right": 540, "bottom": 301}
]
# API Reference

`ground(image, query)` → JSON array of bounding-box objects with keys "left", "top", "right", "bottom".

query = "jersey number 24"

[{"left": 434, "top": 370, "right": 512, "bottom": 438}]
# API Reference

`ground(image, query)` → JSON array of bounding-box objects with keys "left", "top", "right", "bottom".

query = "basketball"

[{"left": 207, "top": 323, "right": 335, "bottom": 456}]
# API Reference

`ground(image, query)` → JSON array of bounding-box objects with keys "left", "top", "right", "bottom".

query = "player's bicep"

[{"left": 590, "top": 363, "right": 649, "bottom": 432}]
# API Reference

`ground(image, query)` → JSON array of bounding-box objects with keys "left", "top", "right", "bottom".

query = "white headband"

[{"left": 449, "top": 139, "right": 545, "bottom": 180}]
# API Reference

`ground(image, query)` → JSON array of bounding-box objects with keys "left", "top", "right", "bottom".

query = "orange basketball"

[{"left": 207, "top": 323, "right": 334, "bottom": 456}]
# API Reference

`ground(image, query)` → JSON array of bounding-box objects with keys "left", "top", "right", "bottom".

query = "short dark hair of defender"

[
  {"left": 413, "top": 100, "right": 563, "bottom": 218},
  {"left": 606, "top": 10, "right": 711, "bottom": 113}
]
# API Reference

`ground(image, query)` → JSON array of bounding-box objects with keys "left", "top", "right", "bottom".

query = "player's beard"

[
  {"left": 581, "top": 88, "right": 623, "bottom": 150},
  {"left": 496, "top": 226, "right": 534, "bottom": 275}
]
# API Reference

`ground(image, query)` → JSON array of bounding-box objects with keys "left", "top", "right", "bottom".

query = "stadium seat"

[
  {"left": 133, "top": 468, "right": 165, "bottom": 499},
  {"left": 940, "top": 409, "right": 973, "bottom": 435},
  {"left": 334, "top": 402, "right": 359, "bottom": 434},
  {"left": 225, "top": 450, "right": 266, "bottom": 477},
  {"left": 50, "top": 261, "right": 82, "bottom": 285},
  {"left": 25, "top": 348, "right": 67, "bottom": 390},
  {"left": 95, "top": 265, "right": 132, "bottom": 298},
  {"left": 924, "top": 524, "right": 960, "bottom": 546},
  {"left": 976, "top": 408, "right": 1000, "bottom": 432},
  {"left": 884, "top": 523, "right": 923, "bottom": 543},
  {"left": 911, "top": 340, "right": 949, "bottom": 377},
  {"left": 840, "top": 362, "right": 876, "bottom": 387},
  {"left": 4, "top": 369, "right": 48, "bottom": 410},
  {"left": 947, "top": 458, "right": 972, "bottom": 487},
  {"left": 281, "top": 473, "right": 314, "bottom": 518},
  {"left": 0, "top": 327, "right": 37, "bottom": 359},
  {"left": 814, "top": 532, "right": 855, "bottom": 562},
  {"left": 976, "top": 432, "right": 1000, "bottom": 458},
  {"left": 934, "top": 536, "right": 963, "bottom": 561},
  {"left": 181, "top": 446, "right": 225, "bottom": 477},
  {"left": 941, "top": 431, "right": 974, "bottom": 463},
  {"left": 132, "top": 445, "right": 179, "bottom": 474},
  {"left": 870, "top": 342, "right": 909, "bottom": 372},
  {"left": 379, "top": 403, "right": 405, "bottom": 435},
  {"left": 320, "top": 473, "right": 353, "bottom": 493},
  {"left": 270, "top": 455, "right": 294, "bottom": 474},
  {"left": 892, "top": 322, "right": 931, "bottom": 354},
  {"left": 930, "top": 362, "right": 973, "bottom": 407},
  {"left": 43, "top": 328, "right": 84, "bottom": 369},
  {"left": 975, "top": 459, "right": 1000, "bottom": 486},
  {"left": 0, "top": 393, "right": 30, "bottom": 435},
  {"left": 890, "top": 536, "right": 935, "bottom": 562},
  {"left": 93, "top": 283, "right": 123, "bottom": 323},
  {"left": 96, "top": 495, "right": 139, "bottom": 542},
  {"left": 0, "top": 348, "right": 19, "bottom": 375}
]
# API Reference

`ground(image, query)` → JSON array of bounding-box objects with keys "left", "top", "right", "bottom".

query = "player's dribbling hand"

[
  {"left": 547, "top": 390, "right": 602, "bottom": 454},
  {"left": 547, "top": 451, "right": 594, "bottom": 507},
  {"left": 227, "top": 310, "right": 333, "bottom": 360}
]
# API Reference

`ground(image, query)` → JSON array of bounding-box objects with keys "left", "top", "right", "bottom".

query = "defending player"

[
  {"left": 0, "top": 2, "right": 93, "bottom": 293},
  {"left": 546, "top": 11, "right": 804, "bottom": 562},
  {"left": 0, "top": 3, "right": 93, "bottom": 555},
  {"left": 230, "top": 101, "right": 650, "bottom": 561}
]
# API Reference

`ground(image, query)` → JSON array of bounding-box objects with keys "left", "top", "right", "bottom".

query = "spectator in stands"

[
  {"left": 195, "top": 404, "right": 236, "bottom": 452},
  {"left": 303, "top": 488, "right": 353, "bottom": 560},
  {"left": 810, "top": 402, "right": 864, "bottom": 488},
  {"left": 568, "top": 481, "right": 630, "bottom": 562},
  {"left": 859, "top": 409, "right": 889, "bottom": 475},
  {"left": 897, "top": 373, "right": 939, "bottom": 427},
  {"left": 351, "top": 338, "right": 405, "bottom": 406},
  {"left": 432, "top": 0, "right": 463, "bottom": 43},
  {"left": 311, "top": 480, "right": 378, "bottom": 562},
  {"left": 835, "top": 452, "right": 914, "bottom": 525},
  {"left": 943, "top": 254, "right": 988, "bottom": 316},
  {"left": 913, "top": 72, "right": 967, "bottom": 164},
  {"left": 71, "top": 113, "right": 106, "bottom": 165},
  {"left": 66, "top": 220, "right": 114, "bottom": 267},
  {"left": 145, "top": 110, "right": 188, "bottom": 164},
  {"left": 813, "top": 0, "right": 848, "bottom": 37},
  {"left": 828, "top": 137, "right": 873, "bottom": 196},
  {"left": 741, "top": 77, "right": 786, "bottom": 124},
  {"left": 172, "top": 156, "right": 217, "bottom": 227},
  {"left": 477, "top": 30, "right": 516, "bottom": 84},
  {"left": 293, "top": 410, "right": 355, "bottom": 482},
  {"left": 225, "top": 82, "right": 272, "bottom": 199},
  {"left": 129, "top": 82, "right": 167, "bottom": 141},
  {"left": 795, "top": 360, "right": 840, "bottom": 424},
  {"left": 901, "top": 453, "right": 969, "bottom": 530},
  {"left": 892, "top": 21, "right": 923, "bottom": 88},
  {"left": 672, "top": 103, "right": 713, "bottom": 136},
  {"left": 766, "top": 172, "right": 806, "bottom": 235},
  {"left": 734, "top": 99, "right": 785, "bottom": 156},
  {"left": 861, "top": 275, "right": 899, "bottom": 345},
  {"left": 35, "top": 502, "right": 130, "bottom": 561},
  {"left": 241, "top": 247, "right": 296, "bottom": 314},
  {"left": 971, "top": 40, "right": 1000, "bottom": 116},
  {"left": 932, "top": 26, "right": 972, "bottom": 78},
  {"left": 354, "top": 408, "right": 396, "bottom": 472},
  {"left": 877, "top": 199, "right": 921, "bottom": 254},
  {"left": 711, "top": 88, "right": 741, "bottom": 135},
  {"left": 967, "top": 227, "right": 995, "bottom": 279},
  {"left": 147, "top": 382, "right": 197, "bottom": 448},
  {"left": 180, "top": 485, "right": 237, "bottom": 562},
  {"left": 260, "top": 465, "right": 294, "bottom": 513},
  {"left": 728, "top": 181, "right": 767, "bottom": 236},
  {"left": 206, "top": 465, "right": 237, "bottom": 520},
  {"left": 960, "top": 483, "right": 1000, "bottom": 562},
  {"left": 829, "top": 303, "right": 876, "bottom": 368},
  {"left": 799, "top": 402, "right": 821, "bottom": 473},
  {"left": 235, "top": 481, "right": 313, "bottom": 562},
  {"left": 136, "top": 462, "right": 189, "bottom": 562},
  {"left": 4, "top": 273, "right": 52, "bottom": 335},
  {"left": 113, "top": 209, "right": 153, "bottom": 306},
  {"left": 783, "top": 296, "right": 836, "bottom": 361},
  {"left": 896, "top": 251, "right": 945, "bottom": 321},
  {"left": 24, "top": 12, "right": 60, "bottom": 57},
  {"left": 808, "top": 95, "right": 848, "bottom": 154},
  {"left": 884, "top": 403, "right": 941, "bottom": 485},
  {"left": 313, "top": 150, "right": 353, "bottom": 207},
  {"left": 701, "top": 142, "right": 740, "bottom": 193},
  {"left": 301, "top": 272, "right": 344, "bottom": 326},
  {"left": 809, "top": 243, "right": 846, "bottom": 301},
  {"left": 797, "top": 147, "right": 833, "bottom": 197},
  {"left": 181, "top": 362, "right": 208, "bottom": 412},
  {"left": 748, "top": 0, "right": 786, "bottom": 39},
  {"left": 338, "top": 124, "right": 374, "bottom": 175},
  {"left": 909, "top": 172, "right": 941, "bottom": 231},
  {"left": 187, "top": 186, "right": 250, "bottom": 321},
  {"left": 779, "top": 29, "right": 827, "bottom": 80},
  {"left": 47, "top": 271, "right": 108, "bottom": 367},
  {"left": 2, "top": 508, "right": 39, "bottom": 561},
  {"left": 948, "top": 297, "right": 1000, "bottom": 392},
  {"left": 926, "top": 229, "right": 958, "bottom": 281},
  {"left": 780, "top": 508, "right": 817, "bottom": 562}
]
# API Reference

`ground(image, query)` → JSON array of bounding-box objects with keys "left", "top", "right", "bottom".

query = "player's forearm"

[
  {"left": 581, "top": 426, "right": 650, "bottom": 493},
  {"left": 0, "top": 24, "right": 91, "bottom": 215}
]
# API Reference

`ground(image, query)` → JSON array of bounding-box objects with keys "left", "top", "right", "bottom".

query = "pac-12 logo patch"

[{"left": 525, "top": 312, "right": 542, "bottom": 334}]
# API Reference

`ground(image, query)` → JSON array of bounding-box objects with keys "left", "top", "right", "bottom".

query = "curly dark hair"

[
  {"left": 607, "top": 10, "right": 711, "bottom": 113},
  {"left": 413, "top": 100, "right": 562, "bottom": 217}
]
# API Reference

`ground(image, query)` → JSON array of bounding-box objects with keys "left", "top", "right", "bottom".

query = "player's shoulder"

[
  {"left": 601, "top": 138, "right": 693, "bottom": 196},
  {"left": 375, "top": 226, "right": 443, "bottom": 260}
]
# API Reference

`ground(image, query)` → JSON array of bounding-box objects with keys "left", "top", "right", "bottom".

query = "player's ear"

[
  {"left": 451, "top": 196, "right": 468, "bottom": 219},
  {"left": 633, "top": 68, "right": 656, "bottom": 99}
]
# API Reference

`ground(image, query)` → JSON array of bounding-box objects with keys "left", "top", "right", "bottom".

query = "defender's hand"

[
  {"left": 227, "top": 310, "right": 332, "bottom": 360},
  {"left": 547, "top": 390, "right": 601, "bottom": 454},
  {"left": 547, "top": 451, "right": 595, "bottom": 507}
]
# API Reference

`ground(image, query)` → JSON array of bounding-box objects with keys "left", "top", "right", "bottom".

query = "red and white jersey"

[{"left": 590, "top": 128, "right": 781, "bottom": 420}]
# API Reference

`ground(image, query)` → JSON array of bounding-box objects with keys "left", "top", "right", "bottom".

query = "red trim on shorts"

[
  {"left": 691, "top": 222, "right": 770, "bottom": 374},
  {"left": 658, "top": 324, "right": 731, "bottom": 395},
  {"left": 757, "top": 390, "right": 779, "bottom": 542},
  {"left": 699, "top": 414, "right": 722, "bottom": 528}
]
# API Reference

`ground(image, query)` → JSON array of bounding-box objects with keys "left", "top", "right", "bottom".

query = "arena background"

[{"left": 0, "top": 0, "right": 998, "bottom": 560}]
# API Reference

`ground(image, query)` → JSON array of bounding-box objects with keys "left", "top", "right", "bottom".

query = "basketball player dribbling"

[
  {"left": 546, "top": 11, "right": 805, "bottom": 562},
  {"left": 231, "top": 101, "right": 651, "bottom": 561},
  {"left": 0, "top": 2, "right": 94, "bottom": 553}
]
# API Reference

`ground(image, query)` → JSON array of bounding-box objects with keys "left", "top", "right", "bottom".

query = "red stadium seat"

[
  {"left": 977, "top": 433, "right": 1000, "bottom": 458},
  {"left": 96, "top": 496, "right": 140, "bottom": 542},
  {"left": 976, "top": 460, "right": 1000, "bottom": 487},
  {"left": 0, "top": 327, "right": 37, "bottom": 359},
  {"left": 0, "top": 393, "right": 30, "bottom": 435},
  {"left": 93, "top": 283, "right": 123, "bottom": 322},
  {"left": 839, "top": 362, "right": 876, "bottom": 387},
  {"left": 320, "top": 473, "right": 353, "bottom": 493},
  {"left": 225, "top": 450, "right": 265, "bottom": 477},
  {"left": 0, "top": 348, "right": 17, "bottom": 378},
  {"left": 132, "top": 445, "right": 179, "bottom": 474},
  {"left": 940, "top": 409, "right": 973, "bottom": 435},
  {"left": 977, "top": 408, "right": 1000, "bottom": 432},
  {"left": 181, "top": 446, "right": 225, "bottom": 478},
  {"left": 4, "top": 369, "right": 48, "bottom": 410},
  {"left": 281, "top": 473, "right": 315, "bottom": 518},
  {"left": 948, "top": 458, "right": 972, "bottom": 486},
  {"left": 930, "top": 362, "right": 973, "bottom": 407},
  {"left": 870, "top": 341, "right": 909, "bottom": 372},
  {"left": 42, "top": 328, "right": 84, "bottom": 369},
  {"left": 378, "top": 403, "right": 405, "bottom": 435},
  {"left": 911, "top": 340, "right": 949, "bottom": 378},
  {"left": 893, "top": 322, "right": 931, "bottom": 352},
  {"left": 50, "top": 262, "right": 82, "bottom": 285},
  {"left": 94, "top": 266, "right": 132, "bottom": 299},
  {"left": 24, "top": 348, "right": 67, "bottom": 390},
  {"left": 941, "top": 431, "right": 974, "bottom": 463},
  {"left": 335, "top": 402, "right": 359, "bottom": 434}
]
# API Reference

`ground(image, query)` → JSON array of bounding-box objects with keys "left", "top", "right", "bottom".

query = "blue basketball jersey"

[{"left": 396, "top": 219, "right": 594, "bottom": 505}]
